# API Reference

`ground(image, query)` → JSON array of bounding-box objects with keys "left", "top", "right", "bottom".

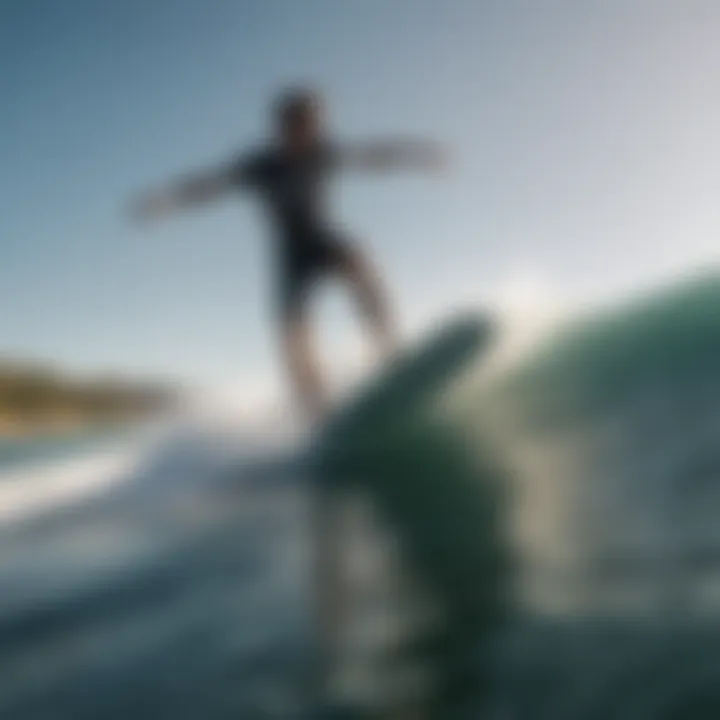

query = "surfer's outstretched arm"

[
  {"left": 130, "top": 165, "right": 236, "bottom": 223},
  {"left": 339, "top": 138, "right": 446, "bottom": 173}
]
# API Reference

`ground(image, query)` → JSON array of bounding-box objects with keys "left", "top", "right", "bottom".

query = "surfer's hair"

[{"left": 274, "top": 87, "right": 321, "bottom": 133}]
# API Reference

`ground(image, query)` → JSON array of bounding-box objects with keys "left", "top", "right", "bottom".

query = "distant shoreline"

[{"left": 0, "top": 361, "right": 179, "bottom": 441}]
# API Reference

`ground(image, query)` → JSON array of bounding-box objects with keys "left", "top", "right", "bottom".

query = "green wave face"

[
  {"left": 470, "top": 273, "right": 720, "bottom": 719},
  {"left": 478, "top": 271, "right": 720, "bottom": 615}
]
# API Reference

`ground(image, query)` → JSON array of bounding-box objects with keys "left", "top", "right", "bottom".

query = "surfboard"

[{"left": 303, "top": 313, "right": 506, "bottom": 718}]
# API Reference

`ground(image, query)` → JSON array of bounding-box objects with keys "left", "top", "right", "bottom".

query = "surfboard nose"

[{"left": 311, "top": 312, "right": 497, "bottom": 475}]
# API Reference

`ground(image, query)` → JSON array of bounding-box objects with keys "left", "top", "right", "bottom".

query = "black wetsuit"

[{"left": 229, "top": 142, "right": 355, "bottom": 322}]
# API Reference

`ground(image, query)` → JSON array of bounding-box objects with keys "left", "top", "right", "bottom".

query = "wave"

[{"left": 478, "top": 270, "right": 720, "bottom": 615}]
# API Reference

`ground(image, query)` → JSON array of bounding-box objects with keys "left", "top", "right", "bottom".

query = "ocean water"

[
  {"left": 1, "top": 272, "right": 720, "bottom": 719},
  {"left": 0, "top": 420, "right": 368, "bottom": 719}
]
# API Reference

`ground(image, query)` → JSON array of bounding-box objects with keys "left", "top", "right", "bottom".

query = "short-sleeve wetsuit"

[{"left": 229, "top": 141, "right": 357, "bottom": 322}]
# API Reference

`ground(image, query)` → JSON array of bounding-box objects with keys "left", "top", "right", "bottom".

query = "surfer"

[{"left": 132, "top": 87, "right": 443, "bottom": 420}]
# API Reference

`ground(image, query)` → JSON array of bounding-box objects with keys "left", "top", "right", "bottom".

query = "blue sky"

[{"left": 2, "top": 1, "right": 719, "bottom": 394}]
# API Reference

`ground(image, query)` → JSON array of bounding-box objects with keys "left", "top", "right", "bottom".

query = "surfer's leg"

[
  {"left": 281, "top": 315, "right": 327, "bottom": 422},
  {"left": 336, "top": 242, "right": 397, "bottom": 358},
  {"left": 278, "top": 261, "right": 327, "bottom": 422},
  {"left": 276, "top": 250, "right": 350, "bottom": 704}
]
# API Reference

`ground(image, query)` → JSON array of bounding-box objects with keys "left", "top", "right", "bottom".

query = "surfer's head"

[{"left": 274, "top": 87, "right": 324, "bottom": 149}]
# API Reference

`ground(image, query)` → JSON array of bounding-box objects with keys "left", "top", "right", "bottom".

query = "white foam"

[{"left": 0, "top": 448, "right": 141, "bottom": 525}]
